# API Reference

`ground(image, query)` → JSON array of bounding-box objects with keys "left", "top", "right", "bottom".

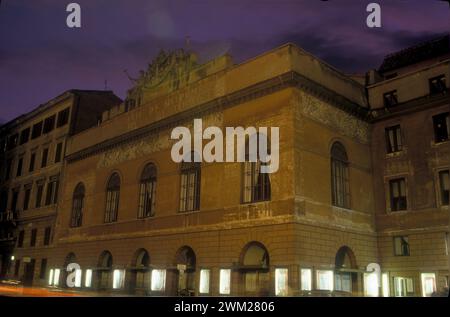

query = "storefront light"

[
  {"left": 74, "top": 269, "right": 82, "bottom": 287},
  {"left": 275, "top": 268, "right": 288, "bottom": 296},
  {"left": 219, "top": 269, "right": 231, "bottom": 295},
  {"left": 364, "top": 272, "right": 379, "bottom": 297},
  {"left": 151, "top": 269, "right": 166, "bottom": 291},
  {"left": 382, "top": 273, "right": 389, "bottom": 297},
  {"left": 301, "top": 268, "right": 312, "bottom": 291},
  {"left": 113, "top": 269, "right": 125, "bottom": 289},
  {"left": 421, "top": 273, "right": 436, "bottom": 297},
  {"left": 48, "top": 269, "right": 54, "bottom": 286},
  {"left": 85, "top": 269, "right": 92, "bottom": 288},
  {"left": 316, "top": 270, "right": 333, "bottom": 291},
  {"left": 53, "top": 269, "right": 60, "bottom": 286},
  {"left": 199, "top": 269, "right": 210, "bottom": 294}
]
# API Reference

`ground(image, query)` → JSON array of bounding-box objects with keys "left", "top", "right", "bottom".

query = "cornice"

[{"left": 66, "top": 71, "right": 370, "bottom": 163}]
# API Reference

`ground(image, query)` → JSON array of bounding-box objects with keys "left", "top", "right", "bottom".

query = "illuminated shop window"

[
  {"left": 85, "top": 269, "right": 92, "bottom": 288},
  {"left": 300, "top": 268, "right": 312, "bottom": 291},
  {"left": 421, "top": 273, "right": 436, "bottom": 297},
  {"left": 113, "top": 269, "right": 125, "bottom": 289},
  {"left": 151, "top": 269, "right": 166, "bottom": 291},
  {"left": 382, "top": 273, "right": 390, "bottom": 297},
  {"left": 219, "top": 269, "right": 231, "bottom": 295},
  {"left": 364, "top": 272, "right": 379, "bottom": 297},
  {"left": 75, "top": 269, "right": 82, "bottom": 288},
  {"left": 199, "top": 269, "right": 210, "bottom": 294},
  {"left": 48, "top": 269, "right": 54, "bottom": 286},
  {"left": 316, "top": 270, "right": 333, "bottom": 291},
  {"left": 275, "top": 268, "right": 288, "bottom": 296},
  {"left": 53, "top": 268, "right": 60, "bottom": 286},
  {"left": 394, "top": 277, "right": 414, "bottom": 297}
]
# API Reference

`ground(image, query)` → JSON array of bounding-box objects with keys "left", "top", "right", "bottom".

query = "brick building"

[{"left": 0, "top": 37, "right": 449, "bottom": 297}]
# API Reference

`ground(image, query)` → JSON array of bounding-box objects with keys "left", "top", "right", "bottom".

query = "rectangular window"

[
  {"left": 30, "top": 228, "right": 37, "bottom": 247},
  {"left": 35, "top": 183, "right": 44, "bottom": 208},
  {"left": 439, "top": 170, "right": 449, "bottom": 205},
  {"left": 383, "top": 90, "right": 398, "bottom": 107},
  {"left": 199, "top": 269, "right": 210, "bottom": 294},
  {"left": 385, "top": 125, "right": 402, "bottom": 153},
  {"left": 45, "top": 179, "right": 59, "bottom": 205},
  {"left": 275, "top": 268, "right": 289, "bottom": 296},
  {"left": 113, "top": 269, "right": 125, "bottom": 289},
  {"left": 151, "top": 269, "right": 166, "bottom": 292},
  {"left": 16, "top": 157, "right": 23, "bottom": 177},
  {"left": 7, "top": 134, "right": 18, "bottom": 150},
  {"left": 316, "top": 270, "right": 334, "bottom": 291},
  {"left": 19, "top": 128, "right": 30, "bottom": 145},
  {"left": 41, "top": 148, "right": 48, "bottom": 168},
  {"left": 5, "top": 158, "right": 12, "bottom": 180},
  {"left": 74, "top": 269, "right": 82, "bottom": 287},
  {"left": 421, "top": 273, "right": 436, "bottom": 297},
  {"left": 14, "top": 260, "right": 20, "bottom": 276},
  {"left": 179, "top": 165, "right": 201, "bottom": 212},
  {"left": 433, "top": 112, "right": 449, "bottom": 143},
  {"left": 23, "top": 186, "right": 31, "bottom": 211},
  {"left": 11, "top": 189, "right": 19, "bottom": 213},
  {"left": 54, "top": 142, "right": 63, "bottom": 163},
  {"left": 53, "top": 268, "right": 60, "bottom": 286},
  {"left": 394, "top": 236, "right": 410, "bottom": 256},
  {"left": 44, "top": 227, "right": 51, "bottom": 246},
  {"left": 43, "top": 115, "right": 56, "bottom": 134},
  {"left": 29, "top": 153, "right": 36, "bottom": 172},
  {"left": 85, "top": 269, "right": 93, "bottom": 287},
  {"left": 40, "top": 259, "right": 47, "bottom": 279},
  {"left": 300, "top": 268, "right": 312, "bottom": 291},
  {"left": 382, "top": 273, "right": 389, "bottom": 297},
  {"left": 17, "top": 230, "right": 24, "bottom": 248},
  {"left": 48, "top": 269, "right": 54, "bottom": 285},
  {"left": 57, "top": 108, "right": 70, "bottom": 128},
  {"left": 219, "top": 269, "right": 231, "bottom": 295},
  {"left": 31, "top": 121, "right": 43, "bottom": 139},
  {"left": 429, "top": 75, "right": 447, "bottom": 95},
  {"left": 389, "top": 178, "right": 407, "bottom": 211},
  {"left": 364, "top": 272, "right": 379, "bottom": 297},
  {"left": 394, "top": 277, "right": 414, "bottom": 297},
  {"left": 243, "top": 161, "right": 271, "bottom": 203}
]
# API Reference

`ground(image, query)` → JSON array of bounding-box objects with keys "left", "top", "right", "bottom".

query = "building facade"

[
  {"left": 0, "top": 37, "right": 449, "bottom": 297},
  {"left": 0, "top": 90, "right": 121, "bottom": 286}
]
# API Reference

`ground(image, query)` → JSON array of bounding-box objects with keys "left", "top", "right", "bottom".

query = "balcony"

[{"left": 0, "top": 211, "right": 18, "bottom": 224}]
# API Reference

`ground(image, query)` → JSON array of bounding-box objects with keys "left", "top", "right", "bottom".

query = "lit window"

[
  {"left": 113, "top": 269, "right": 125, "bottom": 289},
  {"left": 85, "top": 269, "right": 92, "bottom": 287},
  {"left": 75, "top": 269, "right": 82, "bottom": 288},
  {"left": 300, "top": 268, "right": 312, "bottom": 291},
  {"left": 382, "top": 273, "right": 389, "bottom": 297},
  {"left": 394, "top": 277, "right": 414, "bottom": 297},
  {"left": 151, "top": 269, "right": 166, "bottom": 291},
  {"left": 53, "top": 268, "right": 60, "bottom": 286},
  {"left": 316, "top": 270, "right": 333, "bottom": 291},
  {"left": 364, "top": 272, "right": 379, "bottom": 297},
  {"left": 48, "top": 269, "right": 54, "bottom": 285},
  {"left": 275, "top": 268, "right": 288, "bottom": 296},
  {"left": 421, "top": 273, "right": 436, "bottom": 297},
  {"left": 199, "top": 269, "right": 210, "bottom": 294},
  {"left": 219, "top": 269, "right": 231, "bottom": 295}
]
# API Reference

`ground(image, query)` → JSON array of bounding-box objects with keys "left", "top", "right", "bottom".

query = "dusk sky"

[{"left": 1, "top": 0, "right": 449, "bottom": 123}]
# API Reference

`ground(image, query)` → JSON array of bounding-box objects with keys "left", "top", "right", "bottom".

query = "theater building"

[
  {"left": 0, "top": 90, "right": 121, "bottom": 286},
  {"left": 1, "top": 36, "right": 449, "bottom": 297}
]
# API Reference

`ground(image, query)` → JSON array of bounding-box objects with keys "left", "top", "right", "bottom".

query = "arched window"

[
  {"left": 105, "top": 173, "right": 120, "bottom": 223},
  {"left": 98, "top": 251, "right": 113, "bottom": 289},
  {"left": 331, "top": 142, "right": 350, "bottom": 208},
  {"left": 243, "top": 134, "right": 271, "bottom": 203},
  {"left": 240, "top": 242, "right": 270, "bottom": 295},
  {"left": 138, "top": 164, "right": 157, "bottom": 218},
  {"left": 70, "top": 183, "right": 85, "bottom": 227},
  {"left": 179, "top": 152, "right": 201, "bottom": 212}
]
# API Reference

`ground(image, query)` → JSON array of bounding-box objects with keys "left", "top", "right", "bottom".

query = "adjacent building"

[
  {"left": 0, "top": 90, "right": 121, "bottom": 286},
  {"left": 0, "top": 36, "right": 448, "bottom": 297}
]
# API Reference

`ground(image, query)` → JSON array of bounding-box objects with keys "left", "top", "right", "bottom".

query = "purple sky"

[{"left": 1, "top": 0, "right": 449, "bottom": 123}]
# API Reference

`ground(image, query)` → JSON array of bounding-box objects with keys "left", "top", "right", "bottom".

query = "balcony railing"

[{"left": 0, "top": 210, "right": 18, "bottom": 223}]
